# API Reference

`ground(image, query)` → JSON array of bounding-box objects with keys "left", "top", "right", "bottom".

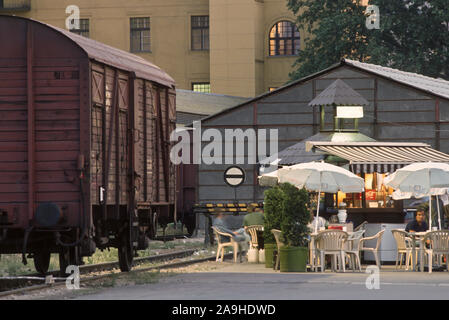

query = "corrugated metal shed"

[
  {"left": 176, "top": 89, "right": 250, "bottom": 126},
  {"left": 176, "top": 112, "right": 204, "bottom": 127},
  {"left": 176, "top": 89, "right": 249, "bottom": 116},
  {"left": 200, "top": 58, "right": 449, "bottom": 124},
  {"left": 308, "top": 79, "right": 369, "bottom": 106},
  {"left": 38, "top": 19, "right": 175, "bottom": 88}
]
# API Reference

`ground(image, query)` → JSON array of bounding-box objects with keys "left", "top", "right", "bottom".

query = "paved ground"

[{"left": 74, "top": 262, "right": 449, "bottom": 300}]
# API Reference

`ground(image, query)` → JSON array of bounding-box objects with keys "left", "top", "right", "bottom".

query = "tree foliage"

[
  {"left": 287, "top": 0, "right": 449, "bottom": 80},
  {"left": 279, "top": 183, "right": 310, "bottom": 247},
  {"left": 263, "top": 185, "right": 286, "bottom": 244}
]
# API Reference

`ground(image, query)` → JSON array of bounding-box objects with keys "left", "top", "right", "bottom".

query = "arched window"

[{"left": 269, "top": 21, "right": 300, "bottom": 56}]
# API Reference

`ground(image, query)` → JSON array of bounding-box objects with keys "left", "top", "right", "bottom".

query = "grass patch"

[
  {"left": 156, "top": 222, "right": 189, "bottom": 237},
  {"left": 0, "top": 237, "right": 205, "bottom": 276},
  {"left": 83, "top": 248, "right": 119, "bottom": 265},
  {"left": 125, "top": 270, "right": 161, "bottom": 285},
  {"left": 92, "top": 273, "right": 120, "bottom": 288},
  {"left": 82, "top": 239, "right": 205, "bottom": 266},
  {"left": 0, "top": 254, "right": 59, "bottom": 277}
]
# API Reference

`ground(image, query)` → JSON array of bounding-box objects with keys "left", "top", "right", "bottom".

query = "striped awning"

[{"left": 305, "top": 142, "right": 449, "bottom": 174}]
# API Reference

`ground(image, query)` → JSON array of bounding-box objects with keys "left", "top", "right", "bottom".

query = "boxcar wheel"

[
  {"left": 118, "top": 230, "right": 133, "bottom": 272},
  {"left": 34, "top": 250, "right": 51, "bottom": 275}
]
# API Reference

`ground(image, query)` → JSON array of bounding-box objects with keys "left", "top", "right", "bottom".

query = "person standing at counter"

[
  {"left": 405, "top": 209, "right": 429, "bottom": 232},
  {"left": 308, "top": 207, "right": 328, "bottom": 232}
]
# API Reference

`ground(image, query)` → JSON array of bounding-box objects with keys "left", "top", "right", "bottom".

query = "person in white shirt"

[{"left": 307, "top": 208, "right": 328, "bottom": 232}]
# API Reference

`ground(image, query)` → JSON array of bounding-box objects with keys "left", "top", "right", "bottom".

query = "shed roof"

[
  {"left": 308, "top": 79, "right": 369, "bottom": 106},
  {"left": 200, "top": 59, "right": 449, "bottom": 124},
  {"left": 176, "top": 89, "right": 249, "bottom": 116},
  {"left": 344, "top": 59, "right": 449, "bottom": 101},
  {"left": 35, "top": 18, "right": 175, "bottom": 88}
]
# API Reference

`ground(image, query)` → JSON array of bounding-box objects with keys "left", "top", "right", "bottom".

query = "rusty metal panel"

[
  {"left": 0, "top": 16, "right": 176, "bottom": 238},
  {"left": 26, "top": 22, "right": 35, "bottom": 223},
  {"left": 168, "top": 89, "right": 177, "bottom": 205},
  {"left": 0, "top": 17, "right": 87, "bottom": 229},
  {"left": 133, "top": 79, "right": 144, "bottom": 203},
  {"left": 91, "top": 104, "right": 103, "bottom": 204},
  {"left": 92, "top": 70, "right": 104, "bottom": 104}
]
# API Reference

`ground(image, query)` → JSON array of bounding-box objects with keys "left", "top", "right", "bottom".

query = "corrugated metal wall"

[{"left": 198, "top": 65, "right": 449, "bottom": 205}]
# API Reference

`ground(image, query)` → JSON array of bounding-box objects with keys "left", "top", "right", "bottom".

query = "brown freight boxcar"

[{"left": 0, "top": 16, "right": 176, "bottom": 273}]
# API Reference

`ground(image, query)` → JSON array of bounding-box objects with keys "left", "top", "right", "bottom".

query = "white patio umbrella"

[
  {"left": 258, "top": 169, "right": 279, "bottom": 187},
  {"left": 384, "top": 162, "right": 449, "bottom": 230},
  {"left": 391, "top": 188, "right": 448, "bottom": 230},
  {"left": 259, "top": 161, "right": 365, "bottom": 233}
]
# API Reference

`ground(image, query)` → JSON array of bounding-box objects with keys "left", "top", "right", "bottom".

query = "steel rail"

[
  {"left": 0, "top": 251, "right": 231, "bottom": 298},
  {"left": 0, "top": 249, "right": 196, "bottom": 294}
]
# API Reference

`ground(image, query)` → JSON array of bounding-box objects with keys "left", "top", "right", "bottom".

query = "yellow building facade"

[{"left": 3, "top": 0, "right": 303, "bottom": 97}]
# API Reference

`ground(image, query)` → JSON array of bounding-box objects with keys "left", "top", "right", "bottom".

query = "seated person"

[
  {"left": 243, "top": 204, "right": 264, "bottom": 226},
  {"left": 405, "top": 209, "right": 429, "bottom": 232},
  {"left": 307, "top": 208, "right": 328, "bottom": 233},
  {"left": 213, "top": 208, "right": 250, "bottom": 257},
  {"left": 405, "top": 208, "right": 431, "bottom": 251},
  {"left": 243, "top": 204, "right": 264, "bottom": 249}
]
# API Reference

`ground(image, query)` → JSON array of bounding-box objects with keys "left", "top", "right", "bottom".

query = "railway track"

[{"left": 0, "top": 249, "right": 231, "bottom": 298}]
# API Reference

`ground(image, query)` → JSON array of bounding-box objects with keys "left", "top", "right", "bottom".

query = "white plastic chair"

[
  {"left": 271, "top": 229, "right": 285, "bottom": 271},
  {"left": 212, "top": 226, "right": 239, "bottom": 263},
  {"left": 391, "top": 229, "right": 414, "bottom": 270},
  {"left": 315, "top": 230, "right": 348, "bottom": 272},
  {"left": 344, "top": 230, "right": 365, "bottom": 272},
  {"left": 244, "top": 225, "right": 263, "bottom": 250},
  {"left": 360, "top": 229, "right": 385, "bottom": 269},
  {"left": 354, "top": 221, "right": 368, "bottom": 232},
  {"left": 244, "top": 225, "right": 263, "bottom": 263},
  {"left": 420, "top": 230, "right": 449, "bottom": 273}
]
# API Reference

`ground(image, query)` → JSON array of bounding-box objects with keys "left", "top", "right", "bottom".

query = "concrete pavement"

[{"left": 73, "top": 262, "right": 449, "bottom": 300}]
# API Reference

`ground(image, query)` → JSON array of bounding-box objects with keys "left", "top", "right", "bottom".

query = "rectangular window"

[
  {"left": 192, "top": 82, "right": 211, "bottom": 93},
  {"left": 130, "top": 17, "right": 151, "bottom": 52},
  {"left": 191, "top": 16, "right": 209, "bottom": 50},
  {"left": 339, "top": 173, "right": 396, "bottom": 209},
  {"left": 70, "top": 19, "right": 89, "bottom": 38}
]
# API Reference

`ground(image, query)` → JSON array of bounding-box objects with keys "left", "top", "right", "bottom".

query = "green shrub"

[
  {"left": 279, "top": 183, "right": 310, "bottom": 247},
  {"left": 263, "top": 185, "right": 286, "bottom": 244}
]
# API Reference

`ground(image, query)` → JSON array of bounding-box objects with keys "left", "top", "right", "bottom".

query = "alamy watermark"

[
  {"left": 170, "top": 121, "right": 279, "bottom": 169},
  {"left": 65, "top": 265, "right": 80, "bottom": 290},
  {"left": 365, "top": 265, "right": 380, "bottom": 290},
  {"left": 366, "top": 5, "right": 380, "bottom": 30},
  {"left": 65, "top": 5, "right": 80, "bottom": 30}
]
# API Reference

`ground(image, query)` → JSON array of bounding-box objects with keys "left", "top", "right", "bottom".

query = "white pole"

[
  {"left": 428, "top": 169, "right": 432, "bottom": 231},
  {"left": 429, "top": 195, "right": 432, "bottom": 231},
  {"left": 437, "top": 195, "right": 442, "bottom": 230},
  {"left": 315, "top": 186, "right": 322, "bottom": 234}
]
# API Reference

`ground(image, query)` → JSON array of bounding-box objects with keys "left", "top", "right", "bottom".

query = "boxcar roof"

[{"left": 21, "top": 17, "right": 175, "bottom": 88}]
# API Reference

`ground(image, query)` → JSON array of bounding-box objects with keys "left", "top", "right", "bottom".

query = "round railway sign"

[{"left": 224, "top": 166, "right": 245, "bottom": 187}]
